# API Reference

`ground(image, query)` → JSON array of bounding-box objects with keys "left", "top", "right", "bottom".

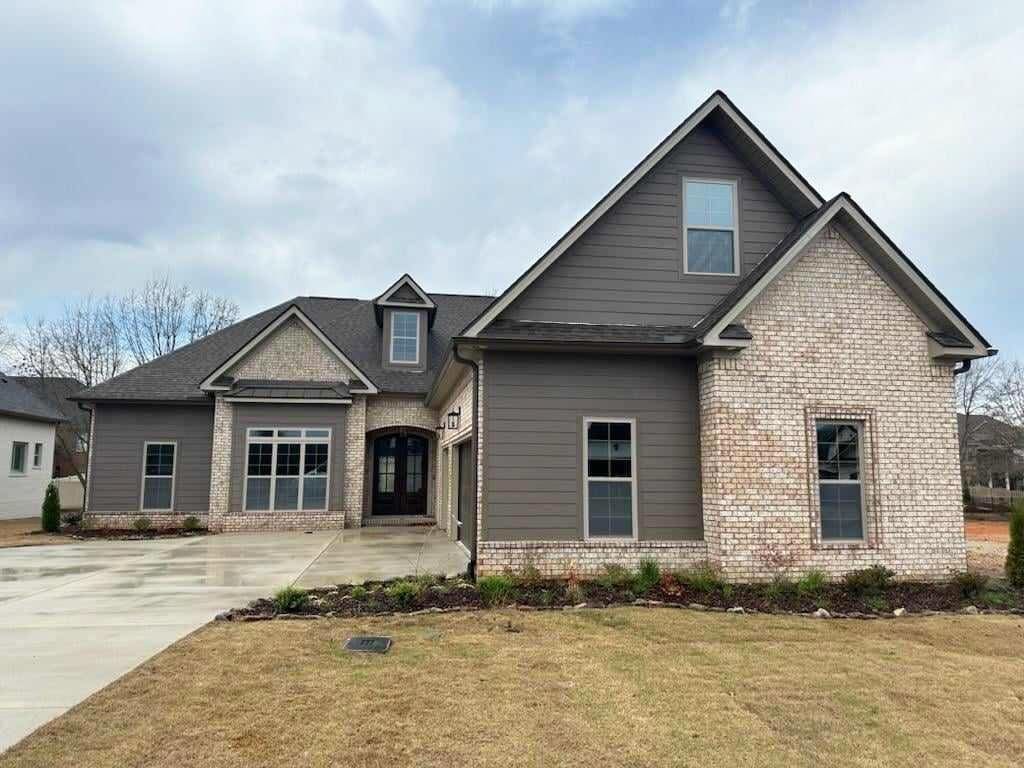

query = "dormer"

[{"left": 374, "top": 274, "right": 436, "bottom": 371}]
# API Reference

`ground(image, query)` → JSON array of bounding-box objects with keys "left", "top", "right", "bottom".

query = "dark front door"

[
  {"left": 456, "top": 440, "right": 475, "bottom": 550},
  {"left": 372, "top": 433, "right": 428, "bottom": 516}
]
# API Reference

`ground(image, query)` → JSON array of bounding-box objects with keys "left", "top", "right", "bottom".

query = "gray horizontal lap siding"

[
  {"left": 483, "top": 353, "right": 702, "bottom": 542},
  {"left": 499, "top": 123, "right": 796, "bottom": 326},
  {"left": 87, "top": 404, "right": 214, "bottom": 513},
  {"left": 229, "top": 403, "right": 348, "bottom": 514}
]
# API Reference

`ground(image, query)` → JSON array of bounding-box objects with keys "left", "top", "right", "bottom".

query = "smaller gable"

[
  {"left": 374, "top": 274, "right": 436, "bottom": 328},
  {"left": 199, "top": 305, "right": 378, "bottom": 394}
]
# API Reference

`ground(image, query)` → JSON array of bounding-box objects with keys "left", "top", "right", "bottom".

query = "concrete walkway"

[{"left": 0, "top": 527, "right": 468, "bottom": 752}]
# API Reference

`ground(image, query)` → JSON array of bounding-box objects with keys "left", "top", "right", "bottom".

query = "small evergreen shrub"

[
  {"left": 272, "top": 586, "right": 309, "bottom": 613},
  {"left": 182, "top": 515, "right": 202, "bottom": 532},
  {"left": 477, "top": 575, "right": 515, "bottom": 607},
  {"left": 842, "top": 566, "right": 894, "bottom": 597},
  {"left": 514, "top": 564, "right": 544, "bottom": 589},
  {"left": 633, "top": 558, "right": 661, "bottom": 594},
  {"left": 1007, "top": 501, "right": 1024, "bottom": 588},
  {"left": 677, "top": 565, "right": 727, "bottom": 594},
  {"left": 387, "top": 580, "right": 422, "bottom": 609},
  {"left": 350, "top": 585, "right": 368, "bottom": 600},
  {"left": 596, "top": 564, "right": 634, "bottom": 590},
  {"left": 133, "top": 516, "right": 152, "bottom": 533},
  {"left": 980, "top": 589, "right": 1010, "bottom": 608},
  {"left": 41, "top": 482, "right": 61, "bottom": 533},
  {"left": 953, "top": 571, "right": 989, "bottom": 600},
  {"left": 797, "top": 570, "right": 828, "bottom": 597}
]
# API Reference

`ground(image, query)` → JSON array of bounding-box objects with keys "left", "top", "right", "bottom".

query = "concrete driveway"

[{"left": 0, "top": 527, "right": 467, "bottom": 752}]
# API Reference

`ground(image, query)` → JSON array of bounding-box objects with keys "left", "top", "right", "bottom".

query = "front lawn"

[
  {"left": 3, "top": 610, "right": 1023, "bottom": 767},
  {"left": 0, "top": 517, "right": 71, "bottom": 548}
]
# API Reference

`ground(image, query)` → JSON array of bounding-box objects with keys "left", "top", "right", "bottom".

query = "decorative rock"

[
  {"left": 893, "top": 608, "right": 906, "bottom": 617},
  {"left": 688, "top": 603, "right": 707, "bottom": 611},
  {"left": 960, "top": 605, "right": 979, "bottom": 615},
  {"left": 726, "top": 606, "right": 745, "bottom": 614},
  {"left": 813, "top": 608, "right": 831, "bottom": 619},
  {"left": 214, "top": 611, "right": 232, "bottom": 622}
]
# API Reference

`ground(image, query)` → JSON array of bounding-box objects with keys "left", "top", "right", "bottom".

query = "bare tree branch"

[{"left": 956, "top": 356, "right": 1003, "bottom": 478}]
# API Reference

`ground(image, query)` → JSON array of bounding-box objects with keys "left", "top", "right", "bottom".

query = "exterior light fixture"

[{"left": 447, "top": 407, "right": 461, "bottom": 430}]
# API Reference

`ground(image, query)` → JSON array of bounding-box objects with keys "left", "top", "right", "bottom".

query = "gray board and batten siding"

[
  {"left": 483, "top": 352, "right": 702, "bottom": 542},
  {"left": 498, "top": 123, "right": 798, "bottom": 326}
]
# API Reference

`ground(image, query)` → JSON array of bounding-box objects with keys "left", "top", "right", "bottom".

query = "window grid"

[
  {"left": 32, "top": 443, "right": 43, "bottom": 469},
  {"left": 682, "top": 178, "right": 739, "bottom": 276},
  {"left": 583, "top": 418, "right": 638, "bottom": 540},
  {"left": 141, "top": 442, "right": 176, "bottom": 511},
  {"left": 390, "top": 311, "right": 420, "bottom": 364},
  {"left": 815, "top": 421, "right": 865, "bottom": 541},
  {"left": 10, "top": 442, "right": 27, "bottom": 474},
  {"left": 243, "top": 428, "right": 331, "bottom": 512}
]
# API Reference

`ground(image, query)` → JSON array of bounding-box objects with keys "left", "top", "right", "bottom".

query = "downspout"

[
  {"left": 953, "top": 359, "right": 972, "bottom": 377},
  {"left": 452, "top": 343, "right": 479, "bottom": 578}
]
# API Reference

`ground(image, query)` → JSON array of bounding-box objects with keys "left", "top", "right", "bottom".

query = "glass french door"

[{"left": 372, "top": 433, "right": 428, "bottom": 516}]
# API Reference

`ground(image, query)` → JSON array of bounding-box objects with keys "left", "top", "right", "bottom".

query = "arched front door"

[{"left": 372, "top": 432, "right": 428, "bottom": 516}]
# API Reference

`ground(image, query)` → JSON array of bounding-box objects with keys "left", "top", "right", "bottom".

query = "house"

[
  {"left": 72, "top": 91, "right": 994, "bottom": 581},
  {"left": 0, "top": 373, "right": 62, "bottom": 520},
  {"left": 958, "top": 413, "right": 1024, "bottom": 491},
  {"left": 13, "top": 376, "right": 89, "bottom": 479}
]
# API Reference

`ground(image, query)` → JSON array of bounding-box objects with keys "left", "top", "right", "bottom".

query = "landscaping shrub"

[
  {"left": 633, "top": 558, "right": 661, "bottom": 594},
  {"left": 765, "top": 576, "right": 798, "bottom": 602},
  {"left": 272, "top": 585, "right": 309, "bottom": 613},
  {"left": 387, "top": 580, "right": 422, "bottom": 608},
  {"left": 596, "top": 564, "right": 634, "bottom": 590},
  {"left": 1007, "top": 501, "right": 1024, "bottom": 588},
  {"left": 953, "top": 571, "right": 989, "bottom": 600},
  {"left": 677, "top": 565, "right": 727, "bottom": 594},
  {"left": 796, "top": 569, "right": 828, "bottom": 597},
  {"left": 182, "top": 515, "right": 202, "bottom": 532},
  {"left": 514, "top": 564, "right": 544, "bottom": 589},
  {"left": 842, "top": 566, "right": 894, "bottom": 597},
  {"left": 133, "top": 516, "right": 152, "bottom": 533},
  {"left": 477, "top": 575, "right": 515, "bottom": 607},
  {"left": 565, "top": 582, "right": 585, "bottom": 605},
  {"left": 350, "top": 585, "right": 368, "bottom": 600},
  {"left": 41, "top": 482, "right": 61, "bottom": 533}
]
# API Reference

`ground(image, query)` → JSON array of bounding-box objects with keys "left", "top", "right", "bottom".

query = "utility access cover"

[{"left": 344, "top": 636, "right": 392, "bottom": 654}]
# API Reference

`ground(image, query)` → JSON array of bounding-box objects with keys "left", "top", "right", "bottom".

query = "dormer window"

[
  {"left": 683, "top": 178, "right": 739, "bottom": 276},
  {"left": 390, "top": 311, "right": 420, "bottom": 364}
]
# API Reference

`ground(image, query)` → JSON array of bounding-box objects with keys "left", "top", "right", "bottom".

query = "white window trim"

[
  {"left": 242, "top": 427, "right": 332, "bottom": 513},
  {"left": 682, "top": 176, "right": 740, "bottom": 277},
  {"left": 815, "top": 420, "right": 867, "bottom": 543},
  {"left": 389, "top": 310, "right": 421, "bottom": 365},
  {"left": 582, "top": 417, "right": 639, "bottom": 542},
  {"left": 140, "top": 441, "right": 177, "bottom": 512},
  {"left": 32, "top": 442, "right": 43, "bottom": 469},
  {"left": 10, "top": 441, "right": 28, "bottom": 475}
]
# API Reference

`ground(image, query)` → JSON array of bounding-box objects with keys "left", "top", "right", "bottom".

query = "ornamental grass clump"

[
  {"left": 633, "top": 558, "right": 661, "bottom": 595},
  {"left": 1007, "top": 501, "right": 1024, "bottom": 589},
  {"left": 272, "top": 586, "right": 310, "bottom": 613},
  {"left": 477, "top": 575, "right": 515, "bottom": 607},
  {"left": 387, "top": 580, "right": 422, "bottom": 609}
]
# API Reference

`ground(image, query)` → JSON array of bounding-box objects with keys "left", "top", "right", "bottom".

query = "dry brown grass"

[
  {"left": 0, "top": 517, "right": 71, "bottom": 548},
  {"left": 3, "top": 609, "right": 1023, "bottom": 768}
]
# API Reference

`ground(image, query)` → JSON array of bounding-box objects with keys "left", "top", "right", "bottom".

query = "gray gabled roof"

[
  {"left": 226, "top": 380, "right": 351, "bottom": 401},
  {"left": 476, "top": 320, "right": 700, "bottom": 345},
  {"left": 12, "top": 376, "right": 88, "bottom": 431},
  {"left": 0, "top": 373, "right": 63, "bottom": 422},
  {"left": 73, "top": 293, "right": 493, "bottom": 403}
]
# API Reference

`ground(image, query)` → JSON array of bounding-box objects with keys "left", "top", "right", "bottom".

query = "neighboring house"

[
  {"left": 73, "top": 91, "right": 994, "bottom": 581},
  {"left": 958, "top": 413, "right": 1024, "bottom": 490},
  {"left": 0, "top": 373, "right": 62, "bottom": 520},
  {"left": 13, "top": 376, "right": 89, "bottom": 479}
]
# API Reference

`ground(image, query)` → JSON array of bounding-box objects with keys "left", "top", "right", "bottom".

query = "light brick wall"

[
  {"left": 699, "top": 225, "right": 967, "bottom": 581},
  {"left": 435, "top": 368, "right": 473, "bottom": 536},
  {"left": 231, "top": 317, "right": 356, "bottom": 382},
  {"left": 208, "top": 395, "right": 233, "bottom": 518},
  {"left": 343, "top": 395, "right": 367, "bottom": 526},
  {"left": 477, "top": 540, "right": 707, "bottom": 577}
]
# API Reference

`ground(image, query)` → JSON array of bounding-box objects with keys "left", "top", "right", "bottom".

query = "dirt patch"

[
  {"left": 0, "top": 517, "right": 73, "bottom": 548},
  {"left": 965, "top": 518, "right": 1010, "bottom": 543}
]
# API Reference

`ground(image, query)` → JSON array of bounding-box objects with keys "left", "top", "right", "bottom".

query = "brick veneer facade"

[
  {"left": 232, "top": 317, "right": 356, "bottom": 382},
  {"left": 698, "top": 226, "right": 967, "bottom": 581}
]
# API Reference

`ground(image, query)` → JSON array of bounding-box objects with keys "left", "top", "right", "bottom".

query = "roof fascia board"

[
  {"left": 461, "top": 91, "right": 824, "bottom": 338},
  {"left": 701, "top": 197, "right": 991, "bottom": 358},
  {"left": 375, "top": 274, "right": 436, "bottom": 308},
  {"left": 222, "top": 397, "right": 353, "bottom": 405},
  {"left": 0, "top": 408, "right": 62, "bottom": 423},
  {"left": 199, "top": 305, "right": 379, "bottom": 393}
]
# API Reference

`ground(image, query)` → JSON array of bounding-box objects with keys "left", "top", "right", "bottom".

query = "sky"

[{"left": 1, "top": 0, "right": 1022, "bottom": 357}]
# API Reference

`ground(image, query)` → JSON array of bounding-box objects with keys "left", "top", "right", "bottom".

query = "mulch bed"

[
  {"left": 221, "top": 574, "right": 1024, "bottom": 623},
  {"left": 63, "top": 524, "right": 212, "bottom": 541}
]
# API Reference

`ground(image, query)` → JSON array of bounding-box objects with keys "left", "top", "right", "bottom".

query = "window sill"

[
  {"left": 814, "top": 539, "right": 875, "bottom": 550},
  {"left": 682, "top": 270, "right": 740, "bottom": 278}
]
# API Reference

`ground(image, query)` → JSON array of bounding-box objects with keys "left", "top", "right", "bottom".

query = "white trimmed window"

[
  {"left": 390, "top": 311, "right": 419, "bottom": 364},
  {"left": 683, "top": 178, "right": 739, "bottom": 275},
  {"left": 583, "top": 418, "right": 638, "bottom": 539},
  {"left": 142, "top": 442, "right": 176, "bottom": 511},
  {"left": 32, "top": 442, "right": 43, "bottom": 469},
  {"left": 244, "top": 428, "right": 331, "bottom": 512},
  {"left": 815, "top": 422, "right": 865, "bottom": 541},
  {"left": 10, "top": 442, "right": 27, "bottom": 474}
]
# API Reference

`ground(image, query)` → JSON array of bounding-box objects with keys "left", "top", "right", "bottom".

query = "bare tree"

[
  {"left": 990, "top": 359, "right": 1024, "bottom": 429},
  {"left": 50, "top": 296, "right": 123, "bottom": 388},
  {"left": 956, "top": 355, "right": 1003, "bottom": 483},
  {"left": 119, "top": 274, "right": 239, "bottom": 365}
]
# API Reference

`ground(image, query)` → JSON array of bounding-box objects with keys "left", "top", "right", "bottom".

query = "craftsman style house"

[{"left": 74, "top": 92, "right": 994, "bottom": 581}]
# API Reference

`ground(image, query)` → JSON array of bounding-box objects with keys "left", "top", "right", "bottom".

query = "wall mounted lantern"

[{"left": 447, "top": 407, "right": 461, "bottom": 430}]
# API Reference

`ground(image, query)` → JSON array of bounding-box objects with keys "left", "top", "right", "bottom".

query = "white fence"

[
  {"left": 969, "top": 485, "right": 1024, "bottom": 510},
  {"left": 55, "top": 476, "right": 85, "bottom": 511}
]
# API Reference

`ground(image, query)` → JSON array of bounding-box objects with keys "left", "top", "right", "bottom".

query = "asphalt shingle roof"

[
  {"left": 228, "top": 380, "right": 351, "bottom": 401},
  {"left": 73, "top": 293, "right": 494, "bottom": 402},
  {"left": 12, "top": 376, "right": 88, "bottom": 431},
  {"left": 477, "top": 320, "right": 700, "bottom": 345},
  {"left": 0, "top": 373, "right": 64, "bottom": 422}
]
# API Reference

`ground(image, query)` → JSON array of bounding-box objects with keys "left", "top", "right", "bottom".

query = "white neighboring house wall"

[{"left": 0, "top": 415, "right": 56, "bottom": 520}]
